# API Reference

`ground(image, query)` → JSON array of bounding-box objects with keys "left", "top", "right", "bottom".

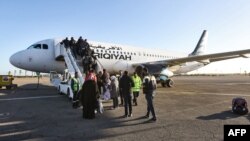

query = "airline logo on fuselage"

[
  {"left": 91, "top": 45, "right": 132, "bottom": 61},
  {"left": 94, "top": 53, "right": 131, "bottom": 60}
]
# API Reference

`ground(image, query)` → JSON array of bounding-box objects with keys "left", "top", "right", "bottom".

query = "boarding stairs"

[
  {"left": 55, "top": 44, "right": 84, "bottom": 85},
  {"left": 54, "top": 42, "right": 103, "bottom": 86}
]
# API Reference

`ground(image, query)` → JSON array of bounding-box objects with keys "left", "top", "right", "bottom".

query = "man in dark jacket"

[
  {"left": 119, "top": 71, "right": 134, "bottom": 117},
  {"left": 143, "top": 72, "right": 157, "bottom": 121},
  {"left": 60, "top": 37, "right": 70, "bottom": 50},
  {"left": 69, "top": 37, "right": 77, "bottom": 58},
  {"left": 76, "top": 36, "right": 85, "bottom": 57}
]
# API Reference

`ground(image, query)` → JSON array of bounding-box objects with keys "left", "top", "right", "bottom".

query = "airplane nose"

[{"left": 9, "top": 52, "right": 21, "bottom": 67}]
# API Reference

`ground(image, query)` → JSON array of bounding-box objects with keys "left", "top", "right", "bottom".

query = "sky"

[{"left": 1, "top": 0, "right": 250, "bottom": 75}]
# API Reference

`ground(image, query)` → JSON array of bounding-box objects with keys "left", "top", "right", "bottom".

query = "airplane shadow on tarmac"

[{"left": 196, "top": 110, "right": 249, "bottom": 121}]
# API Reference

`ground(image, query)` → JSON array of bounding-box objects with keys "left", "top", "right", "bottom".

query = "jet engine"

[
  {"left": 112, "top": 61, "right": 133, "bottom": 73},
  {"left": 135, "top": 64, "right": 174, "bottom": 87}
]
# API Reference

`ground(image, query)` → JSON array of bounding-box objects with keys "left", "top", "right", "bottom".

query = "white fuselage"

[{"left": 9, "top": 39, "right": 205, "bottom": 76}]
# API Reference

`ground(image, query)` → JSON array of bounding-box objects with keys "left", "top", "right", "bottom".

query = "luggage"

[
  {"left": 96, "top": 99, "right": 104, "bottom": 114},
  {"left": 232, "top": 97, "right": 248, "bottom": 115}
]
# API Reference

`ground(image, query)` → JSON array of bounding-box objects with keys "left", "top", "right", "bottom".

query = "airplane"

[{"left": 9, "top": 30, "right": 250, "bottom": 87}]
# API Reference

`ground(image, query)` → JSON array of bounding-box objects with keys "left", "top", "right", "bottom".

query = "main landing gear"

[{"left": 161, "top": 79, "right": 174, "bottom": 87}]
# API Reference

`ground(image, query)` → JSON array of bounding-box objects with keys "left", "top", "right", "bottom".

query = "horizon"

[{"left": 1, "top": 0, "right": 250, "bottom": 74}]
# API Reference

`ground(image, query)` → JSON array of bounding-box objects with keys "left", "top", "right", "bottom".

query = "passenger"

[
  {"left": 76, "top": 36, "right": 85, "bottom": 57},
  {"left": 91, "top": 56, "right": 97, "bottom": 72},
  {"left": 97, "top": 71, "right": 103, "bottom": 94},
  {"left": 86, "top": 70, "right": 103, "bottom": 114},
  {"left": 69, "top": 37, "right": 77, "bottom": 58},
  {"left": 118, "top": 70, "right": 124, "bottom": 106},
  {"left": 71, "top": 72, "right": 80, "bottom": 109},
  {"left": 80, "top": 71, "right": 99, "bottom": 119},
  {"left": 87, "top": 48, "right": 92, "bottom": 57},
  {"left": 103, "top": 78, "right": 111, "bottom": 100},
  {"left": 82, "top": 55, "right": 91, "bottom": 74},
  {"left": 60, "top": 37, "right": 70, "bottom": 50},
  {"left": 142, "top": 70, "right": 157, "bottom": 121},
  {"left": 83, "top": 39, "right": 90, "bottom": 50},
  {"left": 85, "top": 69, "right": 97, "bottom": 82},
  {"left": 131, "top": 72, "right": 142, "bottom": 106},
  {"left": 101, "top": 69, "right": 110, "bottom": 93},
  {"left": 119, "top": 71, "right": 134, "bottom": 118},
  {"left": 110, "top": 75, "right": 119, "bottom": 109}
]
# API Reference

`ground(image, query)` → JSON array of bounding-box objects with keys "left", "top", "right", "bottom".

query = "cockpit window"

[
  {"left": 27, "top": 44, "right": 41, "bottom": 49},
  {"left": 42, "top": 44, "right": 48, "bottom": 49},
  {"left": 33, "top": 44, "right": 41, "bottom": 49}
]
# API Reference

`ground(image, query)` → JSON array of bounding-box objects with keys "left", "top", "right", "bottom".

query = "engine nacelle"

[
  {"left": 112, "top": 61, "right": 133, "bottom": 73},
  {"left": 160, "top": 68, "right": 174, "bottom": 77}
]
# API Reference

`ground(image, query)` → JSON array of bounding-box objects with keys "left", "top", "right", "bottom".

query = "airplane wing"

[{"left": 132, "top": 49, "right": 250, "bottom": 67}]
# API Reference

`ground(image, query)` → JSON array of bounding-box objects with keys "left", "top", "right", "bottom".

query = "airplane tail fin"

[{"left": 189, "top": 30, "right": 208, "bottom": 56}]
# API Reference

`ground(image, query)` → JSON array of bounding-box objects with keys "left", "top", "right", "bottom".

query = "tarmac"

[{"left": 0, "top": 75, "right": 250, "bottom": 141}]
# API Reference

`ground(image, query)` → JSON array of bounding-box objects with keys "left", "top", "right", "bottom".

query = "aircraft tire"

[
  {"left": 67, "top": 89, "right": 72, "bottom": 101},
  {"left": 166, "top": 79, "right": 174, "bottom": 87},
  {"left": 6, "top": 86, "right": 12, "bottom": 89},
  {"left": 67, "top": 89, "right": 70, "bottom": 97},
  {"left": 58, "top": 86, "right": 63, "bottom": 95},
  {"left": 161, "top": 81, "right": 166, "bottom": 87}
]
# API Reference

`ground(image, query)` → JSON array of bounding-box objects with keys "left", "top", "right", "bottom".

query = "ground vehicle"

[
  {"left": 58, "top": 80, "right": 73, "bottom": 100},
  {"left": 50, "top": 71, "right": 74, "bottom": 100},
  {"left": 0, "top": 75, "right": 17, "bottom": 89}
]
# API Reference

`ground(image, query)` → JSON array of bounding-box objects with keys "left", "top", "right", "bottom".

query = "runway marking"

[
  {"left": 0, "top": 130, "right": 32, "bottom": 137},
  {"left": 157, "top": 91, "right": 250, "bottom": 97},
  {"left": 0, "top": 121, "right": 25, "bottom": 127},
  {"left": 0, "top": 95, "right": 62, "bottom": 101}
]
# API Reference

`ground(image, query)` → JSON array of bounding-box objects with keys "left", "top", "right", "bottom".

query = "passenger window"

[
  {"left": 33, "top": 44, "right": 41, "bottom": 49},
  {"left": 42, "top": 44, "right": 48, "bottom": 49}
]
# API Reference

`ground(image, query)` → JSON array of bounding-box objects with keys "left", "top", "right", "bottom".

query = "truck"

[{"left": 0, "top": 75, "right": 17, "bottom": 89}]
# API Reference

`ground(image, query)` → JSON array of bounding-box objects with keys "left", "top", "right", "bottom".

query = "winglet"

[{"left": 189, "top": 30, "right": 208, "bottom": 56}]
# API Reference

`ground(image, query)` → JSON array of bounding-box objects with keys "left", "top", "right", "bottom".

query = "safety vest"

[
  {"left": 131, "top": 74, "right": 142, "bottom": 92},
  {"left": 71, "top": 78, "right": 80, "bottom": 92}
]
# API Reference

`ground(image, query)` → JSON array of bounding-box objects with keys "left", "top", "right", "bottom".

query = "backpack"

[
  {"left": 143, "top": 76, "right": 156, "bottom": 94},
  {"left": 147, "top": 80, "right": 155, "bottom": 90},
  {"left": 232, "top": 97, "right": 248, "bottom": 115}
]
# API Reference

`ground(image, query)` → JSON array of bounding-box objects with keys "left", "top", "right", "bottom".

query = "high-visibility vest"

[
  {"left": 71, "top": 78, "right": 79, "bottom": 92},
  {"left": 131, "top": 74, "right": 142, "bottom": 92}
]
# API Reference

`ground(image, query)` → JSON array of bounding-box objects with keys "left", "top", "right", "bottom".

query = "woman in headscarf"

[
  {"left": 110, "top": 75, "right": 119, "bottom": 109},
  {"left": 80, "top": 70, "right": 99, "bottom": 119}
]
